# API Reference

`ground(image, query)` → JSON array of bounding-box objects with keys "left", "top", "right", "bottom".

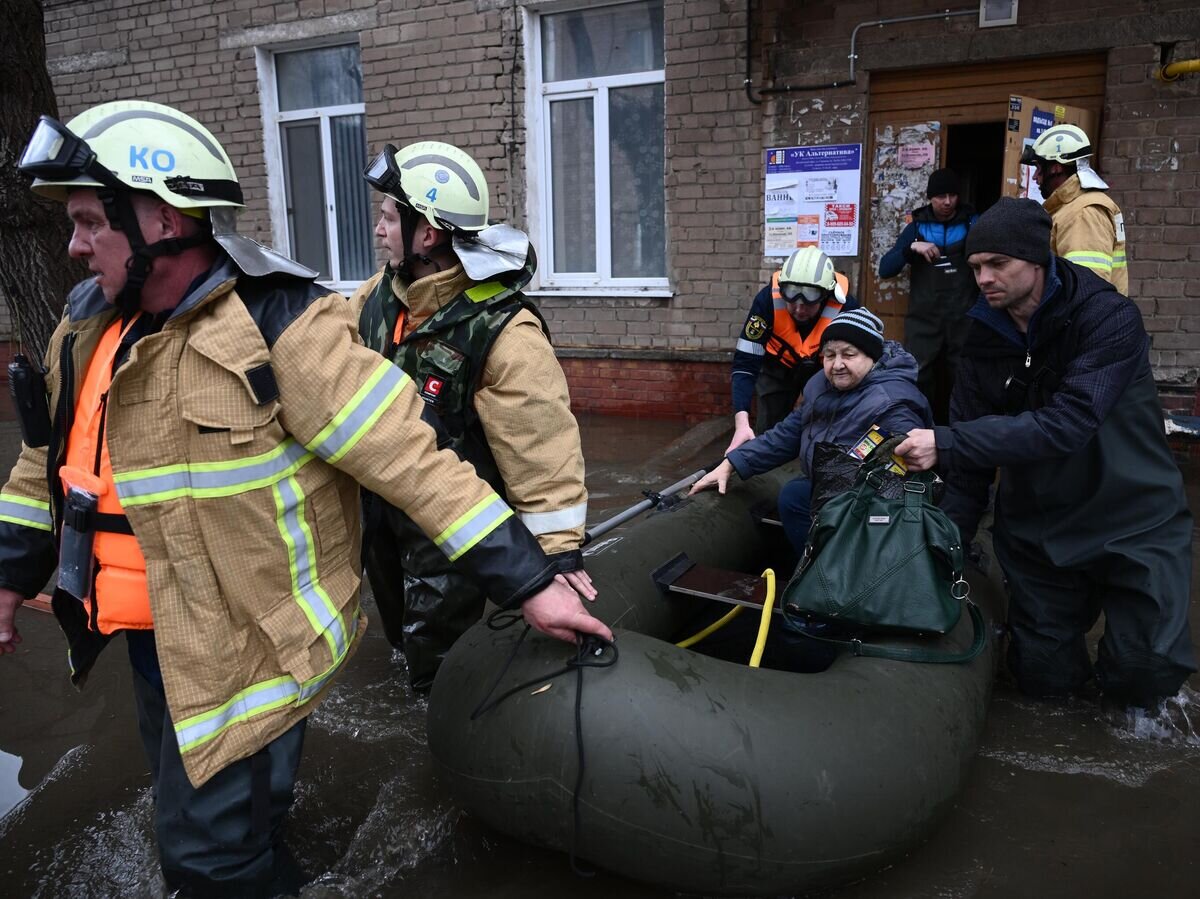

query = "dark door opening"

[{"left": 946, "top": 121, "right": 1006, "bottom": 215}]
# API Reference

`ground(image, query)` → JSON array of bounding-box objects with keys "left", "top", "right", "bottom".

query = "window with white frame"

[
  {"left": 529, "top": 1, "right": 667, "bottom": 291},
  {"left": 261, "top": 43, "right": 374, "bottom": 289}
]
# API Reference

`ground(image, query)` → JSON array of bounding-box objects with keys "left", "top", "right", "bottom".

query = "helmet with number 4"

[{"left": 365, "top": 141, "right": 489, "bottom": 234}]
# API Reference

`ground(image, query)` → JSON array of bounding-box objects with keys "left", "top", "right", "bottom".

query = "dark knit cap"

[
  {"left": 964, "top": 197, "right": 1052, "bottom": 265},
  {"left": 820, "top": 308, "right": 885, "bottom": 361},
  {"left": 926, "top": 168, "right": 961, "bottom": 198}
]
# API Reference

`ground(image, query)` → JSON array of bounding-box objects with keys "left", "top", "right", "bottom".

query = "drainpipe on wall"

[{"left": 744, "top": 3, "right": 977, "bottom": 105}]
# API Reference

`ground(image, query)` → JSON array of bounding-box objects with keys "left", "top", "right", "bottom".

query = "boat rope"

[{"left": 471, "top": 609, "right": 618, "bottom": 877}]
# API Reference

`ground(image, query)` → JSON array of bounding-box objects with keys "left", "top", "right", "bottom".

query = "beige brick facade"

[{"left": 39, "top": 0, "right": 1200, "bottom": 418}]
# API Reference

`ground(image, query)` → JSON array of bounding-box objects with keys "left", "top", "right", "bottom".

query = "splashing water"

[{"left": 1109, "top": 684, "right": 1200, "bottom": 746}]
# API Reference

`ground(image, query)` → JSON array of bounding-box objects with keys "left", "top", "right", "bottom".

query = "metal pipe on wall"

[{"left": 745, "top": 4, "right": 977, "bottom": 105}]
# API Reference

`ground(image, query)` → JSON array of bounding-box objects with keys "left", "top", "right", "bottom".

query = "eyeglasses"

[
  {"left": 779, "top": 282, "right": 827, "bottom": 304},
  {"left": 19, "top": 116, "right": 99, "bottom": 180}
]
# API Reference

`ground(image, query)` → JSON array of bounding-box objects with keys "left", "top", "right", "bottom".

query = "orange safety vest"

[
  {"left": 766, "top": 271, "right": 849, "bottom": 368},
  {"left": 62, "top": 316, "right": 152, "bottom": 634}
]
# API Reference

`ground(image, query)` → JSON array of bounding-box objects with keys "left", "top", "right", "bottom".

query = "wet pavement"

[{"left": 2, "top": 414, "right": 1199, "bottom": 897}]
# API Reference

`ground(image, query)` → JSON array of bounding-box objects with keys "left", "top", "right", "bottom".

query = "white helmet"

[
  {"left": 1021, "top": 124, "right": 1093, "bottom": 166},
  {"left": 779, "top": 247, "right": 836, "bottom": 303}
]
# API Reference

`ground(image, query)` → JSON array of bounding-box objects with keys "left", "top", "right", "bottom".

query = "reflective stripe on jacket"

[
  {"left": 0, "top": 254, "right": 556, "bottom": 788},
  {"left": 1044, "top": 174, "right": 1128, "bottom": 294},
  {"left": 353, "top": 262, "right": 588, "bottom": 557}
]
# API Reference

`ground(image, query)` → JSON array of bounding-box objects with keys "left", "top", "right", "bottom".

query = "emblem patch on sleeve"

[
  {"left": 744, "top": 315, "right": 768, "bottom": 340},
  {"left": 420, "top": 375, "right": 445, "bottom": 404}
]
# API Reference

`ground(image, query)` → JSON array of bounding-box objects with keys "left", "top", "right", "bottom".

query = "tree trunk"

[{"left": 0, "top": 0, "right": 84, "bottom": 364}]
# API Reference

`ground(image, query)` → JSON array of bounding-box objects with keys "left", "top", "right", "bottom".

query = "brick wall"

[
  {"left": 38, "top": 0, "right": 1200, "bottom": 420},
  {"left": 760, "top": 0, "right": 1200, "bottom": 402},
  {"left": 1101, "top": 41, "right": 1200, "bottom": 385}
]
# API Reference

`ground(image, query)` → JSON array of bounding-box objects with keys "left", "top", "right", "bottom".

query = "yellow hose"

[
  {"left": 674, "top": 568, "right": 777, "bottom": 666},
  {"left": 675, "top": 605, "right": 743, "bottom": 648},
  {"left": 748, "top": 568, "right": 776, "bottom": 668}
]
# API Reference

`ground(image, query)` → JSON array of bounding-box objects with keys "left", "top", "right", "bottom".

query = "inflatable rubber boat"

[{"left": 427, "top": 467, "right": 1004, "bottom": 895}]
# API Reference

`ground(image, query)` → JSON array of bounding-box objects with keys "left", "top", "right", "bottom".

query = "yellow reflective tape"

[
  {"left": 464, "top": 281, "right": 506, "bottom": 303},
  {"left": 306, "top": 360, "right": 393, "bottom": 452}
]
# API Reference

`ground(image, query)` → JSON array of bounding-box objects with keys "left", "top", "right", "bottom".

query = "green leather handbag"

[{"left": 781, "top": 455, "right": 985, "bottom": 664}]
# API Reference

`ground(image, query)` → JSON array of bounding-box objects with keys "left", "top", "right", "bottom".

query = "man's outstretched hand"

[
  {"left": 896, "top": 429, "right": 938, "bottom": 472},
  {"left": 522, "top": 575, "right": 613, "bottom": 644}
]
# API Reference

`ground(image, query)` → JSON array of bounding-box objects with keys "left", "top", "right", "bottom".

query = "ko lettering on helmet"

[{"left": 129, "top": 146, "right": 176, "bottom": 172}]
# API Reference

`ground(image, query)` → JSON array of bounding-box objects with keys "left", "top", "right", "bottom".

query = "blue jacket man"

[
  {"left": 897, "top": 198, "right": 1195, "bottom": 710},
  {"left": 879, "top": 168, "right": 977, "bottom": 420}
]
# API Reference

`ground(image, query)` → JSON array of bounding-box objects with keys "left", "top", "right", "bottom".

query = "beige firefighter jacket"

[
  {"left": 351, "top": 265, "right": 587, "bottom": 556},
  {"left": 0, "top": 257, "right": 554, "bottom": 787},
  {"left": 1044, "top": 173, "right": 1128, "bottom": 294}
]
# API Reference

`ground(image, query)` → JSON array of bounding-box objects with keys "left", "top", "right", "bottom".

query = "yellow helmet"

[
  {"left": 779, "top": 247, "right": 836, "bottom": 302},
  {"left": 21, "top": 100, "right": 243, "bottom": 209},
  {"left": 364, "top": 140, "right": 488, "bottom": 233}
]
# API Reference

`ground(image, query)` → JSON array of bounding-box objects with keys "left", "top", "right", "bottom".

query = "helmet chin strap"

[
  {"left": 98, "top": 188, "right": 210, "bottom": 316},
  {"left": 397, "top": 203, "right": 438, "bottom": 280}
]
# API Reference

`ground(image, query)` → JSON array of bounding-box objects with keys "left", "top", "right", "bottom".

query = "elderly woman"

[{"left": 692, "top": 309, "right": 933, "bottom": 553}]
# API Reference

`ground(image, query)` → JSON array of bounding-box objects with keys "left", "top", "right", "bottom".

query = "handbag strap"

[{"left": 794, "top": 599, "right": 987, "bottom": 664}]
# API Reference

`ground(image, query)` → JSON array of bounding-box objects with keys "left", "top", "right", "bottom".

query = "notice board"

[{"left": 764, "top": 144, "right": 863, "bottom": 257}]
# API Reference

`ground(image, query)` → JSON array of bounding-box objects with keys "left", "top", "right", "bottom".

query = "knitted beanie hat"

[
  {"left": 820, "top": 308, "right": 885, "bottom": 361},
  {"left": 964, "top": 196, "right": 1052, "bottom": 265},
  {"left": 926, "top": 168, "right": 961, "bottom": 198}
]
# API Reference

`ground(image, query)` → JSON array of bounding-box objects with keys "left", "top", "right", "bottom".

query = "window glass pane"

[
  {"left": 276, "top": 45, "right": 363, "bottom": 111},
  {"left": 281, "top": 121, "right": 330, "bottom": 278},
  {"left": 609, "top": 84, "right": 665, "bottom": 278},
  {"left": 331, "top": 114, "right": 373, "bottom": 281},
  {"left": 549, "top": 99, "right": 596, "bottom": 273},
  {"left": 542, "top": 1, "right": 664, "bottom": 82}
]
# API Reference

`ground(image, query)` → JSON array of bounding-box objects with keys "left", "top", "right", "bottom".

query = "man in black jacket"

[{"left": 897, "top": 198, "right": 1195, "bottom": 709}]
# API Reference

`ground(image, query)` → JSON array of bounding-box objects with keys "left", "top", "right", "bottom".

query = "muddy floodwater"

[{"left": 2, "top": 414, "right": 1199, "bottom": 898}]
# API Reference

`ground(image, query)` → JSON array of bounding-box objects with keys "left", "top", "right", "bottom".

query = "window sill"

[{"left": 526, "top": 287, "right": 675, "bottom": 299}]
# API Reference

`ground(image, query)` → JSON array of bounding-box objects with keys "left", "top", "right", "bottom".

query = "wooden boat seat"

[{"left": 652, "top": 552, "right": 778, "bottom": 612}]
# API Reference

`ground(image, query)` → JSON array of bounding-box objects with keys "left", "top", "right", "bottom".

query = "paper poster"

[
  {"left": 764, "top": 144, "right": 862, "bottom": 257},
  {"left": 898, "top": 143, "right": 935, "bottom": 169}
]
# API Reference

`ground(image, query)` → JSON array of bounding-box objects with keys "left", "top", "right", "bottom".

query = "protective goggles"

[
  {"left": 1018, "top": 145, "right": 1044, "bottom": 167},
  {"left": 779, "top": 282, "right": 827, "bottom": 304},
  {"left": 19, "top": 115, "right": 99, "bottom": 181},
  {"left": 363, "top": 143, "right": 404, "bottom": 197}
]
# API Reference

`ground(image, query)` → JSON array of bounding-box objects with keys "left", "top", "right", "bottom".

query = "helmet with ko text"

[
  {"left": 18, "top": 99, "right": 312, "bottom": 309},
  {"left": 22, "top": 100, "right": 244, "bottom": 209}
]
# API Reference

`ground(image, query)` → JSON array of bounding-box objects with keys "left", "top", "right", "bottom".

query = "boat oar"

[{"left": 583, "top": 460, "right": 724, "bottom": 546}]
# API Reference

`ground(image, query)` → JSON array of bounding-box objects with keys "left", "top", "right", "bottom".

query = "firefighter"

[
  {"left": 352, "top": 141, "right": 591, "bottom": 692},
  {"left": 0, "top": 100, "right": 610, "bottom": 896},
  {"left": 1021, "top": 123, "right": 1127, "bottom": 292},
  {"left": 727, "top": 247, "right": 858, "bottom": 453}
]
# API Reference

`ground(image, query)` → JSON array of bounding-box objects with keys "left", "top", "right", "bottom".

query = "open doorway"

[{"left": 946, "top": 121, "right": 1006, "bottom": 215}]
